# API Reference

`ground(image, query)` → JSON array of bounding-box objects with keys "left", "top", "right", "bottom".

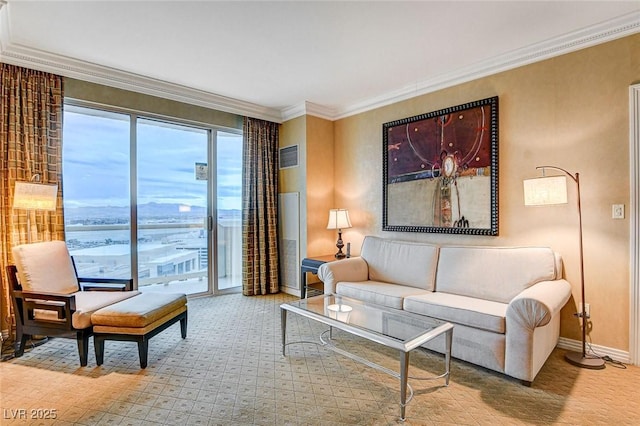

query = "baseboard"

[
  {"left": 557, "top": 337, "right": 631, "bottom": 364},
  {"left": 281, "top": 287, "right": 301, "bottom": 298}
]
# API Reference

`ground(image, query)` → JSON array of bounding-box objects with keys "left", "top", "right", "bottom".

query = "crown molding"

[
  {"left": 0, "top": 42, "right": 283, "bottom": 123},
  {"left": 331, "top": 10, "right": 640, "bottom": 120},
  {"left": 281, "top": 101, "right": 337, "bottom": 122}
]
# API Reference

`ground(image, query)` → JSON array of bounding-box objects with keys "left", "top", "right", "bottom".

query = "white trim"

[
  {"left": 281, "top": 101, "right": 337, "bottom": 122},
  {"left": 557, "top": 337, "right": 630, "bottom": 365},
  {"left": 630, "top": 84, "right": 640, "bottom": 366},
  {"left": 1, "top": 9, "right": 638, "bottom": 122}
]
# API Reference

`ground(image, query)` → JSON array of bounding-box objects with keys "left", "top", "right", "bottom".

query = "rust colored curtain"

[
  {"left": 0, "top": 63, "right": 65, "bottom": 339},
  {"left": 242, "top": 117, "right": 280, "bottom": 296}
]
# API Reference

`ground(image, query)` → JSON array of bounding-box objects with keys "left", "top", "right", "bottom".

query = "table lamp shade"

[
  {"left": 13, "top": 181, "right": 58, "bottom": 211},
  {"left": 326, "top": 209, "right": 352, "bottom": 230},
  {"left": 523, "top": 175, "right": 568, "bottom": 206}
]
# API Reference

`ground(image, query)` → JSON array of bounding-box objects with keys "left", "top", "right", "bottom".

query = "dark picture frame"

[{"left": 382, "top": 96, "right": 498, "bottom": 235}]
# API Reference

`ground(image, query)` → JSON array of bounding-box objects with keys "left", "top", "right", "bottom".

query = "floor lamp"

[
  {"left": 11, "top": 177, "right": 58, "bottom": 349},
  {"left": 12, "top": 177, "right": 58, "bottom": 243},
  {"left": 523, "top": 166, "right": 605, "bottom": 369}
]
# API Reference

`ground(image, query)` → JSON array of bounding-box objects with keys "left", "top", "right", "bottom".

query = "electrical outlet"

[
  {"left": 579, "top": 303, "right": 591, "bottom": 318},
  {"left": 612, "top": 204, "right": 625, "bottom": 219}
]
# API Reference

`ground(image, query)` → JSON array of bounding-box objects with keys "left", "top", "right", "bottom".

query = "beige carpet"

[{"left": 1, "top": 292, "right": 638, "bottom": 425}]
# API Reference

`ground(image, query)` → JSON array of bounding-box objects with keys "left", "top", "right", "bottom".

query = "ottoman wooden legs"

[{"left": 95, "top": 310, "right": 187, "bottom": 368}]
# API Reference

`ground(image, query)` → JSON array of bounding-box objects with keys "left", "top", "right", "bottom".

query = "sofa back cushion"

[
  {"left": 435, "top": 246, "right": 559, "bottom": 303},
  {"left": 12, "top": 241, "right": 79, "bottom": 295},
  {"left": 360, "top": 236, "right": 439, "bottom": 291}
]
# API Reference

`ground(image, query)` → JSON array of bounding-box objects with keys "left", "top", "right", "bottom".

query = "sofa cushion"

[
  {"left": 12, "top": 241, "right": 79, "bottom": 294},
  {"left": 336, "top": 281, "right": 431, "bottom": 310},
  {"left": 435, "top": 246, "right": 558, "bottom": 303},
  {"left": 404, "top": 292, "right": 508, "bottom": 334},
  {"left": 360, "top": 236, "right": 439, "bottom": 291}
]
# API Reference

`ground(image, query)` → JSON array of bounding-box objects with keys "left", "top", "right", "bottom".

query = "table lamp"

[{"left": 326, "top": 209, "right": 352, "bottom": 259}]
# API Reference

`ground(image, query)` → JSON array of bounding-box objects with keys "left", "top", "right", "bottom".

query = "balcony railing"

[{"left": 66, "top": 220, "right": 241, "bottom": 293}]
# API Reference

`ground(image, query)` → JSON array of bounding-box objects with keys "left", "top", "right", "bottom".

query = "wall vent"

[{"left": 279, "top": 145, "right": 299, "bottom": 169}]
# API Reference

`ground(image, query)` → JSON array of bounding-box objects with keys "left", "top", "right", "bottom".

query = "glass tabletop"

[{"left": 281, "top": 294, "right": 450, "bottom": 352}]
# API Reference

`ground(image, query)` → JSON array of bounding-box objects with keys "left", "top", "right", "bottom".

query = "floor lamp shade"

[
  {"left": 523, "top": 175, "right": 568, "bottom": 206},
  {"left": 327, "top": 209, "right": 352, "bottom": 259},
  {"left": 523, "top": 166, "right": 605, "bottom": 370},
  {"left": 13, "top": 180, "right": 58, "bottom": 244},
  {"left": 13, "top": 181, "right": 58, "bottom": 211}
]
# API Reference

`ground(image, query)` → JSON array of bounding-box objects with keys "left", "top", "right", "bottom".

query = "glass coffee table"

[{"left": 280, "top": 294, "right": 453, "bottom": 421}]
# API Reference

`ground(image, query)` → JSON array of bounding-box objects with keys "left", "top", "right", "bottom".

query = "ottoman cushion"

[{"left": 92, "top": 292, "right": 187, "bottom": 331}]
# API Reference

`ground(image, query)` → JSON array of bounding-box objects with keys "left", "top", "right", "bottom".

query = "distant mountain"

[{"left": 65, "top": 202, "right": 208, "bottom": 224}]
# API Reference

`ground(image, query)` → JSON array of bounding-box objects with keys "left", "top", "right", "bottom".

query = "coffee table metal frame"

[{"left": 280, "top": 295, "right": 453, "bottom": 421}]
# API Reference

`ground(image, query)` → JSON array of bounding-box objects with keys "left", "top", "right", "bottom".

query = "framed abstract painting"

[{"left": 382, "top": 96, "right": 499, "bottom": 235}]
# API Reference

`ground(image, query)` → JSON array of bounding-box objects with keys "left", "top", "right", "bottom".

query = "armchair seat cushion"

[{"left": 34, "top": 290, "right": 140, "bottom": 329}]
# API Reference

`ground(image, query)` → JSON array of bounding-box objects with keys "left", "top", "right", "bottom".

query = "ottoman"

[{"left": 91, "top": 292, "right": 187, "bottom": 368}]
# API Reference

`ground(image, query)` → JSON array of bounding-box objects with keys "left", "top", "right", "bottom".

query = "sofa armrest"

[
  {"left": 507, "top": 279, "right": 572, "bottom": 330},
  {"left": 318, "top": 257, "right": 369, "bottom": 294},
  {"left": 505, "top": 279, "right": 571, "bottom": 382}
]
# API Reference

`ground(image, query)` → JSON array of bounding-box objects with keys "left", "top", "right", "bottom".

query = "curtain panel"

[
  {"left": 0, "top": 63, "right": 65, "bottom": 339},
  {"left": 242, "top": 117, "right": 280, "bottom": 296}
]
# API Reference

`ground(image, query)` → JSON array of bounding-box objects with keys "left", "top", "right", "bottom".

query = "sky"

[{"left": 62, "top": 107, "right": 243, "bottom": 211}]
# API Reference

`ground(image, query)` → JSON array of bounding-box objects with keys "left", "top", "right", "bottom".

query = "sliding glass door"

[
  {"left": 136, "top": 118, "right": 210, "bottom": 294},
  {"left": 62, "top": 104, "right": 242, "bottom": 295},
  {"left": 216, "top": 131, "right": 243, "bottom": 290}
]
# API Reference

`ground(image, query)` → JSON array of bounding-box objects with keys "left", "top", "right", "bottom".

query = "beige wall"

[
  {"left": 65, "top": 78, "right": 243, "bottom": 130},
  {"left": 279, "top": 115, "right": 336, "bottom": 259},
  {"left": 305, "top": 116, "right": 335, "bottom": 257},
  {"left": 296, "top": 34, "right": 638, "bottom": 351}
]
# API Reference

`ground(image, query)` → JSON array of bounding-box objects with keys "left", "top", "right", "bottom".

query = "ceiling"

[{"left": 1, "top": 1, "right": 639, "bottom": 122}]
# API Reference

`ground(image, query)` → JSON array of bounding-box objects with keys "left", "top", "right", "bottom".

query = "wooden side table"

[{"left": 300, "top": 255, "right": 341, "bottom": 299}]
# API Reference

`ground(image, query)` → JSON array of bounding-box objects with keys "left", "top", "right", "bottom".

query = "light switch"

[{"left": 612, "top": 204, "right": 625, "bottom": 219}]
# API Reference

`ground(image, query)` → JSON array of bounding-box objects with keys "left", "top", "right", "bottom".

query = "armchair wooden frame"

[{"left": 7, "top": 260, "right": 134, "bottom": 366}]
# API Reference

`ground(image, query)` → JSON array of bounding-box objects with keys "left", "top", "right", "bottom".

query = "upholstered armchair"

[{"left": 7, "top": 241, "right": 139, "bottom": 366}]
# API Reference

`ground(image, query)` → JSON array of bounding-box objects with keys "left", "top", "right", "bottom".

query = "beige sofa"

[{"left": 317, "top": 236, "right": 572, "bottom": 384}]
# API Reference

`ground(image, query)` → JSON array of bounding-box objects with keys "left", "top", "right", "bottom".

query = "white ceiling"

[{"left": 1, "top": 1, "right": 639, "bottom": 122}]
